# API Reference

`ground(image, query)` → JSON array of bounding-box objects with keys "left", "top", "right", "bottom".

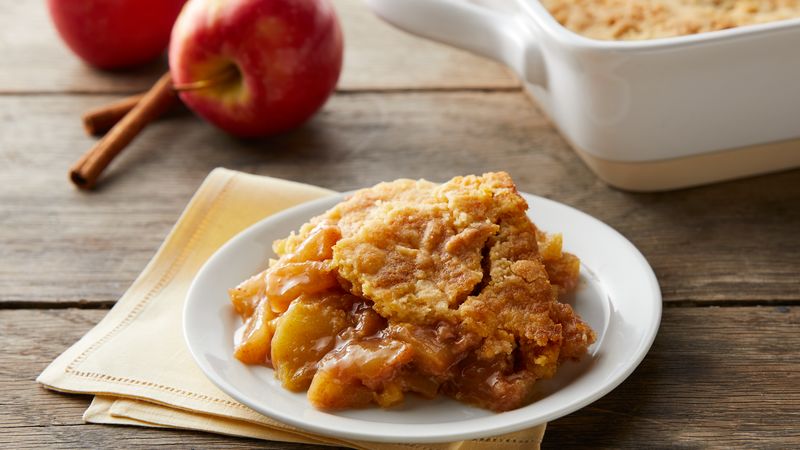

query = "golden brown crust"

[
  {"left": 332, "top": 172, "right": 543, "bottom": 324},
  {"left": 542, "top": 0, "right": 800, "bottom": 40}
]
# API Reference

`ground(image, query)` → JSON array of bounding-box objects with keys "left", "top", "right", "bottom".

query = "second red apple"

[
  {"left": 47, "top": 0, "right": 186, "bottom": 69},
  {"left": 169, "top": 0, "right": 343, "bottom": 137}
]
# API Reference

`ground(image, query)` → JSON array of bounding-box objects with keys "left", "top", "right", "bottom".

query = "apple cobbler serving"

[
  {"left": 229, "top": 172, "right": 595, "bottom": 411},
  {"left": 541, "top": 0, "right": 800, "bottom": 40}
]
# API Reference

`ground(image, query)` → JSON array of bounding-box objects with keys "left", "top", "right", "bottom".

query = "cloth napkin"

[{"left": 37, "top": 168, "right": 547, "bottom": 449}]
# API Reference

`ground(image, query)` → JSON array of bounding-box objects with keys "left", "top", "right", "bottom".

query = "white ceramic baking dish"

[{"left": 366, "top": 0, "right": 800, "bottom": 191}]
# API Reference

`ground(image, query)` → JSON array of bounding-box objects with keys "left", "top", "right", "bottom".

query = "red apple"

[
  {"left": 169, "top": 0, "right": 343, "bottom": 137},
  {"left": 47, "top": 0, "right": 187, "bottom": 70}
]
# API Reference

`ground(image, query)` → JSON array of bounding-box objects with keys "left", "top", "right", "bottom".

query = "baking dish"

[{"left": 366, "top": 0, "right": 800, "bottom": 191}]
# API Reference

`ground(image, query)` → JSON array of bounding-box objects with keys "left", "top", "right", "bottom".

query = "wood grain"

[
  {"left": 0, "top": 93, "right": 798, "bottom": 306},
  {"left": 0, "top": 308, "right": 338, "bottom": 449},
  {"left": 545, "top": 304, "right": 800, "bottom": 449},
  {"left": 0, "top": 0, "right": 517, "bottom": 94},
  {"left": 0, "top": 426, "right": 332, "bottom": 450},
  {"left": 2, "top": 307, "right": 798, "bottom": 448}
]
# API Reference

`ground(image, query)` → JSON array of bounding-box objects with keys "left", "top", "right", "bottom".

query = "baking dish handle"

[{"left": 365, "top": 0, "right": 545, "bottom": 86}]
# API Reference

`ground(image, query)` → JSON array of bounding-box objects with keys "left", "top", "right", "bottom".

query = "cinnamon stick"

[
  {"left": 69, "top": 73, "right": 176, "bottom": 190},
  {"left": 82, "top": 94, "right": 144, "bottom": 136}
]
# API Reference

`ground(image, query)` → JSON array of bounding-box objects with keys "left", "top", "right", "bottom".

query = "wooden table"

[{"left": 2, "top": 1, "right": 798, "bottom": 448}]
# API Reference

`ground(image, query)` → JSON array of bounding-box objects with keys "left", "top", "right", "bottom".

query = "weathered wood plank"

[
  {"left": 0, "top": 93, "right": 798, "bottom": 305},
  {"left": 0, "top": 308, "right": 336, "bottom": 449},
  {"left": 0, "top": 426, "right": 333, "bottom": 450},
  {"left": 545, "top": 304, "right": 800, "bottom": 449},
  {"left": 2, "top": 307, "right": 798, "bottom": 448},
  {"left": 0, "top": 309, "right": 103, "bottom": 428},
  {"left": 0, "top": 0, "right": 517, "bottom": 94}
]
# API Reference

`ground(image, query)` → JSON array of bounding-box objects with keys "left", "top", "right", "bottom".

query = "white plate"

[{"left": 184, "top": 192, "right": 661, "bottom": 443}]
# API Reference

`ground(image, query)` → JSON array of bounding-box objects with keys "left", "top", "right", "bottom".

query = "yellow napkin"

[{"left": 37, "top": 168, "right": 546, "bottom": 449}]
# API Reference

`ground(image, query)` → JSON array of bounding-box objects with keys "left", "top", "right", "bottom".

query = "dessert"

[
  {"left": 230, "top": 172, "right": 595, "bottom": 411},
  {"left": 541, "top": 0, "right": 800, "bottom": 40}
]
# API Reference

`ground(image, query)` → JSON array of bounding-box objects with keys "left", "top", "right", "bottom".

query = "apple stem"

[{"left": 172, "top": 64, "right": 241, "bottom": 92}]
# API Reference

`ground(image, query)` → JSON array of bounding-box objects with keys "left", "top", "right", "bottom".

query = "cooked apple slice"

[{"left": 270, "top": 293, "right": 354, "bottom": 391}]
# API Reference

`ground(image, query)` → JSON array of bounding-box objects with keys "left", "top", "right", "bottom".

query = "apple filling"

[{"left": 230, "top": 173, "right": 596, "bottom": 411}]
